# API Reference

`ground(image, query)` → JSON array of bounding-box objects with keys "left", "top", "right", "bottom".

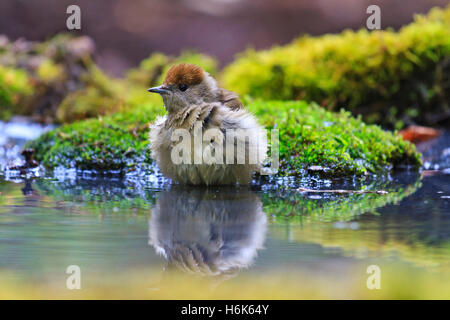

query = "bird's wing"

[
  {"left": 218, "top": 88, "right": 243, "bottom": 110},
  {"left": 168, "top": 103, "right": 218, "bottom": 130}
]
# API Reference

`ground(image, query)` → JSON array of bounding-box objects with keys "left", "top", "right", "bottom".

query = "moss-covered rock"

[
  {"left": 0, "top": 65, "right": 33, "bottom": 119},
  {"left": 0, "top": 34, "right": 149, "bottom": 124},
  {"left": 221, "top": 5, "right": 450, "bottom": 129},
  {"left": 55, "top": 50, "right": 216, "bottom": 123},
  {"left": 250, "top": 100, "right": 421, "bottom": 175},
  {"left": 0, "top": 35, "right": 219, "bottom": 124},
  {"left": 55, "top": 65, "right": 127, "bottom": 123},
  {"left": 28, "top": 100, "right": 421, "bottom": 176},
  {"left": 0, "top": 34, "right": 102, "bottom": 122},
  {"left": 28, "top": 104, "right": 162, "bottom": 171}
]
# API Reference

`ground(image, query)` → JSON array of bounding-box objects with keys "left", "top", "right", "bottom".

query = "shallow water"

[{"left": 0, "top": 120, "right": 449, "bottom": 299}]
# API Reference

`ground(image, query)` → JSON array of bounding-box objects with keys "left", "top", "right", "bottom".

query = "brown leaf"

[{"left": 399, "top": 125, "right": 440, "bottom": 144}]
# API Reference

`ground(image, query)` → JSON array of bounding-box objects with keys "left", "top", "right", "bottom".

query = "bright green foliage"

[
  {"left": 250, "top": 100, "right": 421, "bottom": 175},
  {"left": 0, "top": 35, "right": 218, "bottom": 123},
  {"left": 0, "top": 34, "right": 141, "bottom": 123},
  {"left": 28, "top": 104, "right": 163, "bottom": 171},
  {"left": 127, "top": 50, "right": 218, "bottom": 87},
  {"left": 36, "top": 59, "right": 65, "bottom": 84},
  {"left": 222, "top": 5, "right": 450, "bottom": 128},
  {"left": 0, "top": 34, "right": 99, "bottom": 121},
  {"left": 0, "top": 65, "right": 32, "bottom": 119},
  {"left": 56, "top": 66, "right": 127, "bottom": 123},
  {"left": 57, "top": 50, "right": 217, "bottom": 123},
  {"left": 29, "top": 100, "right": 421, "bottom": 176}
]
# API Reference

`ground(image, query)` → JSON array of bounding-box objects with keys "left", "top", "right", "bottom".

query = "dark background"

[{"left": 1, "top": 0, "right": 448, "bottom": 76}]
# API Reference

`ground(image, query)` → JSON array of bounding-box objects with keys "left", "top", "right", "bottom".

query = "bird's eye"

[{"left": 179, "top": 84, "right": 188, "bottom": 92}]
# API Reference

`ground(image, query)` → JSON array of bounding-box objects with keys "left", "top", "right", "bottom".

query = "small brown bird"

[{"left": 148, "top": 63, "right": 267, "bottom": 185}]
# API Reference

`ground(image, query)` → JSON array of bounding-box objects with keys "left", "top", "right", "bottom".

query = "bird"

[{"left": 148, "top": 63, "right": 267, "bottom": 185}]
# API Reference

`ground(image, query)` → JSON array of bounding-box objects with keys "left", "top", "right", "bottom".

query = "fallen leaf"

[{"left": 399, "top": 125, "right": 440, "bottom": 144}]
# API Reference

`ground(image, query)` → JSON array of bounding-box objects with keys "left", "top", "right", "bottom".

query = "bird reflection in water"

[
  {"left": 149, "top": 186, "right": 267, "bottom": 281},
  {"left": 21, "top": 178, "right": 35, "bottom": 196}
]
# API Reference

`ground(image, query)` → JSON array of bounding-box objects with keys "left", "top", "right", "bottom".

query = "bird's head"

[{"left": 147, "top": 63, "right": 219, "bottom": 113}]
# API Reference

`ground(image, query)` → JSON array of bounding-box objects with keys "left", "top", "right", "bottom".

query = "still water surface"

[{"left": 0, "top": 119, "right": 449, "bottom": 299}]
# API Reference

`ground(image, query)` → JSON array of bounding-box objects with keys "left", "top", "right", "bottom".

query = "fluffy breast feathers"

[{"left": 149, "top": 103, "right": 267, "bottom": 185}]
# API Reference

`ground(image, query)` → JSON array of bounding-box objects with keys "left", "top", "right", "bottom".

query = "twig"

[{"left": 296, "top": 188, "right": 388, "bottom": 195}]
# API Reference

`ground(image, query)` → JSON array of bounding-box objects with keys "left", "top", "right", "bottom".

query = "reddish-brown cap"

[{"left": 163, "top": 63, "right": 204, "bottom": 86}]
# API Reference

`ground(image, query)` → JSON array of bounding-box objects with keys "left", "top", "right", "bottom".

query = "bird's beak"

[{"left": 147, "top": 85, "right": 170, "bottom": 95}]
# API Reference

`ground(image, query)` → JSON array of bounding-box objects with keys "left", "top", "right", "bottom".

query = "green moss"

[
  {"left": 28, "top": 100, "right": 421, "bottom": 176},
  {"left": 0, "top": 35, "right": 218, "bottom": 124},
  {"left": 0, "top": 65, "right": 33, "bottom": 119},
  {"left": 28, "top": 103, "right": 163, "bottom": 171},
  {"left": 127, "top": 50, "right": 218, "bottom": 87},
  {"left": 57, "top": 50, "right": 217, "bottom": 123},
  {"left": 0, "top": 34, "right": 111, "bottom": 122},
  {"left": 250, "top": 100, "right": 421, "bottom": 175},
  {"left": 36, "top": 59, "right": 65, "bottom": 84},
  {"left": 55, "top": 65, "right": 127, "bottom": 123},
  {"left": 221, "top": 5, "right": 450, "bottom": 128},
  {"left": 55, "top": 59, "right": 165, "bottom": 124}
]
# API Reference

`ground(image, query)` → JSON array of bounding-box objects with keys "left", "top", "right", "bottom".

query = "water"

[
  {"left": 0, "top": 119, "right": 449, "bottom": 299},
  {"left": 0, "top": 117, "right": 53, "bottom": 172}
]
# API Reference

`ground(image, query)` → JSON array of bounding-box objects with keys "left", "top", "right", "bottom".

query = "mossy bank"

[
  {"left": 222, "top": 5, "right": 450, "bottom": 129},
  {"left": 28, "top": 100, "right": 421, "bottom": 177}
]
